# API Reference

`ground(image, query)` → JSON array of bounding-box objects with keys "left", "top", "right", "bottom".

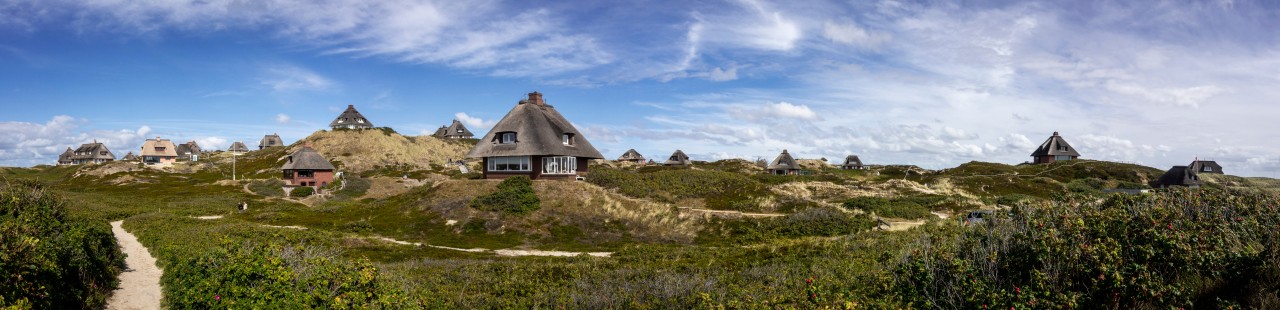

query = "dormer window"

[
  {"left": 499, "top": 132, "right": 516, "bottom": 144},
  {"left": 357, "top": 119, "right": 364, "bottom": 124},
  {"left": 562, "top": 133, "right": 574, "bottom": 146}
]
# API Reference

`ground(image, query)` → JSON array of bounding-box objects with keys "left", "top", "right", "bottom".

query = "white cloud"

[
  {"left": 0, "top": 116, "right": 152, "bottom": 166},
  {"left": 195, "top": 136, "right": 228, "bottom": 150},
  {"left": 766, "top": 102, "right": 817, "bottom": 120},
  {"left": 262, "top": 65, "right": 333, "bottom": 92},
  {"left": 275, "top": 113, "right": 291, "bottom": 124},
  {"left": 822, "top": 20, "right": 889, "bottom": 48},
  {"left": 454, "top": 112, "right": 496, "bottom": 131}
]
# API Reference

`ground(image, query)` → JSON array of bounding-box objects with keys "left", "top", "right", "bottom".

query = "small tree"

[
  {"left": 291, "top": 186, "right": 314, "bottom": 198},
  {"left": 470, "top": 176, "right": 540, "bottom": 214}
]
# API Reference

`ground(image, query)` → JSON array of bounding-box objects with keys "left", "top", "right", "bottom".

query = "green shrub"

[
  {"left": 247, "top": 179, "right": 285, "bottom": 197},
  {"left": 331, "top": 178, "right": 370, "bottom": 201},
  {"left": 291, "top": 186, "right": 314, "bottom": 198},
  {"left": 586, "top": 167, "right": 770, "bottom": 211},
  {"left": 842, "top": 197, "right": 934, "bottom": 219},
  {"left": 470, "top": 176, "right": 540, "bottom": 214},
  {"left": 699, "top": 207, "right": 876, "bottom": 244},
  {"left": 0, "top": 180, "right": 125, "bottom": 309}
]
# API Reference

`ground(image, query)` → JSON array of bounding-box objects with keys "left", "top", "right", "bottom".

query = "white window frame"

[
  {"left": 1055, "top": 155, "right": 1072, "bottom": 161},
  {"left": 1203, "top": 166, "right": 1213, "bottom": 172},
  {"left": 500, "top": 132, "right": 516, "bottom": 144},
  {"left": 542, "top": 156, "right": 577, "bottom": 174},
  {"left": 487, "top": 156, "right": 531, "bottom": 172}
]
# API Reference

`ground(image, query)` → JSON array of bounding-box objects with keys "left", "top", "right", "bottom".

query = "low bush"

[
  {"left": 470, "top": 176, "right": 540, "bottom": 214},
  {"left": 586, "top": 167, "right": 770, "bottom": 210},
  {"left": 841, "top": 196, "right": 934, "bottom": 219},
  {"left": 698, "top": 207, "right": 876, "bottom": 244},
  {"left": 290, "top": 186, "right": 314, "bottom": 198},
  {"left": 247, "top": 179, "right": 285, "bottom": 197},
  {"left": 0, "top": 180, "right": 124, "bottom": 309}
]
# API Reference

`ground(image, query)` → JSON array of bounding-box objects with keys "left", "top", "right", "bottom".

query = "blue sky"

[{"left": 3, "top": 0, "right": 1280, "bottom": 177}]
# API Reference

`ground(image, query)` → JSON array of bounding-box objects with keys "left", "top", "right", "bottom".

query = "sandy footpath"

[{"left": 107, "top": 221, "right": 163, "bottom": 310}]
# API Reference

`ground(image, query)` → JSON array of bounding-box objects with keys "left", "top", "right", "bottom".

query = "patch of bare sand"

[{"left": 107, "top": 221, "right": 162, "bottom": 310}]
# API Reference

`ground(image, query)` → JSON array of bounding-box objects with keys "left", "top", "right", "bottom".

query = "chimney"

[
  {"left": 348, "top": 104, "right": 354, "bottom": 109},
  {"left": 1052, "top": 131, "right": 1059, "bottom": 136},
  {"left": 528, "top": 92, "right": 544, "bottom": 106}
]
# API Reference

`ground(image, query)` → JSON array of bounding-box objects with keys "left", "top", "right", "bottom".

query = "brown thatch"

[
  {"left": 618, "top": 149, "right": 645, "bottom": 161},
  {"left": 121, "top": 152, "right": 138, "bottom": 161},
  {"left": 228, "top": 141, "right": 250, "bottom": 153},
  {"left": 768, "top": 149, "right": 801, "bottom": 171},
  {"left": 330, "top": 105, "right": 374, "bottom": 129},
  {"left": 259, "top": 133, "right": 285, "bottom": 149},
  {"left": 465, "top": 92, "right": 604, "bottom": 159},
  {"left": 440, "top": 120, "right": 474, "bottom": 139},
  {"left": 1031, "top": 131, "right": 1080, "bottom": 163},
  {"left": 140, "top": 137, "right": 178, "bottom": 157},
  {"left": 842, "top": 155, "right": 863, "bottom": 169},
  {"left": 71, "top": 140, "right": 115, "bottom": 164},
  {"left": 176, "top": 141, "right": 202, "bottom": 157},
  {"left": 57, "top": 147, "right": 74, "bottom": 165},
  {"left": 662, "top": 150, "right": 691, "bottom": 166},
  {"left": 282, "top": 146, "right": 335, "bottom": 171},
  {"left": 1151, "top": 166, "right": 1202, "bottom": 188},
  {"left": 1189, "top": 160, "right": 1223, "bottom": 174}
]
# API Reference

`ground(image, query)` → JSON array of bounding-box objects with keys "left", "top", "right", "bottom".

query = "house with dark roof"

[
  {"left": 618, "top": 149, "right": 646, "bottom": 164},
  {"left": 841, "top": 155, "right": 864, "bottom": 170},
  {"left": 228, "top": 141, "right": 250, "bottom": 154},
  {"left": 259, "top": 133, "right": 285, "bottom": 150},
  {"left": 330, "top": 105, "right": 373, "bottom": 130},
  {"left": 140, "top": 137, "right": 178, "bottom": 166},
  {"left": 282, "top": 145, "right": 336, "bottom": 187},
  {"left": 1189, "top": 160, "right": 1223, "bottom": 174},
  {"left": 57, "top": 147, "right": 74, "bottom": 165},
  {"left": 71, "top": 140, "right": 115, "bottom": 164},
  {"left": 121, "top": 152, "right": 138, "bottom": 161},
  {"left": 767, "top": 149, "right": 802, "bottom": 175},
  {"left": 433, "top": 120, "right": 475, "bottom": 139},
  {"left": 1030, "top": 131, "right": 1080, "bottom": 164},
  {"left": 1151, "top": 166, "right": 1203, "bottom": 188},
  {"left": 663, "top": 150, "right": 691, "bottom": 166},
  {"left": 176, "top": 141, "right": 202, "bottom": 161},
  {"left": 465, "top": 92, "right": 604, "bottom": 180}
]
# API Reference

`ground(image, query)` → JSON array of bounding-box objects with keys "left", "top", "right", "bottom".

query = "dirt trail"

[{"left": 107, "top": 221, "right": 163, "bottom": 310}]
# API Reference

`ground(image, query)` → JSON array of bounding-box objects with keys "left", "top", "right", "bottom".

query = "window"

[
  {"left": 357, "top": 119, "right": 364, "bottom": 124},
  {"left": 156, "top": 147, "right": 166, "bottom": 151},
  {"left": 1203, "top": 166, "right": 1213, "bottom": 172},
  {"left": 338, "top": 119, "right": 345, "bottom": 123},
  {"left": 488, "top": 156, "right": 531, "bottom": 172},
  {"left": 457, "top": 128, "right": 464, "bottom": 133},
  {"left": 297, "top": 170, "right": 315, "bottom": 178},
  {"left": 543, "top": 156, "right": 577, "bottom": 174},
  {"left": 499, "top": 132, "right": 517, "bottom": 144},
  {"left": 1055, "top": 155, "right": 1073, "bottom": 161},
  {"left": 562, "top": 133, "right": 574, "bottom": 145}
]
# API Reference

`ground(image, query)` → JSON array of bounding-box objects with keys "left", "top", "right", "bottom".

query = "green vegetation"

[
  {"left": 698, "top": 207, "right": 877, "bottom": 245},
  {"left": 841, "top": 196, "right": 936, "bottom": 219},
  {"left": 290, "top": 186, "right": 314, "bottom": 198},
  {"left": 247, "top": 179, "right": 284, "bottom": 197},
  {"left": 0, "top": 179, "right": 124, "bottom": 309},
  {"left": 469, "top": 176, "right": 540, "bottom": 214},
  {"left": 587, "top": 166, "right": 770, "bottom": 210}
]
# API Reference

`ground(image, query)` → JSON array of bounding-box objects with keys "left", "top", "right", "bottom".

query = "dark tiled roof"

[
  {"left": 1151, "top": 166, "right": 1202, "bottom": 188},
  {"left": 228, "top": 141, "right": 250, "bottom": 152},
  {"left": 442, "top": 120, "right": 474, "bottom": 138},
  {"left": 842, "top": 155, "right": 863, "bottom": 167},
  {"left": 329, "top": 105, "right": 373, "bottom": 129},
  {"left": 768, "top": 149, "right": 800, "bottom": 170},
  {"left": 259, "top": 134, "right": 285, "bottom": 148},
  {"left": 618, "top": 149, "right": 645, "bottom": 161},
  {"left": 465, "top": 92, "right": 604, "bottom": 159},
  {"left": 1030, "top": 131, "right": 1081, "bottom": 157},
  {"left": 282, "top": 146, "right": 336, "bottom": 171},
  {"left": 663, "top": 149, "right": 690, "bottom": 165}
]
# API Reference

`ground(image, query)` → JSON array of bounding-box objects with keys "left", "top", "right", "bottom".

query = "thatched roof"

[
  {"left": 465, "top": 92, "right": 604, "bottom": 159},
  {"left": 330, "top": 105, "right": 373, "bottom": 129},
  {"left": 442, "top": 119, "right": 474, "bottom": 138},
  {"left": 139, "top": 137, "right": 177, "bottom": 157},
  {"left": 176, "top": 141, "right": 201, "bottom": 155},
  {"left": 58, "top": 147, "right": 74, "bottom": 164},
  {"left": 1031, "top": 132, "right": 1080, "bottom": 157},
  {"left": 842, "top": 155, "right": 863, "bottom": 167},
  {"left": 282, "top": 146, "right": 335, "bottom": 171},
  {"left": 618, "top": 149, "right": 645, "bottom": 161},
  {"left": 1189, "top": 160, "right": 1223, "bottom": 174},
  {"left": 228, "top": 141, "right": 250, "bottom": 153},
  {"left": 259, "top": 133, "right": 284, "bottom": 148},
  {"left": 121, "top": 152, "right": 138, "bottom": 161},
  {"left": 663, "top": 149, "right": 690, "bottom": 166},
  {"left": 73, "top": 141, "right": 115, "bottom": 161},
  {"left": 431, "top": 126, "right": 447, "bottom": 137},
  {"left": 767, "top": 149, "right": 800, "bottom": 171},
  {"left": 1151, "top": 166, "right": 1202, "bottom": 188}
]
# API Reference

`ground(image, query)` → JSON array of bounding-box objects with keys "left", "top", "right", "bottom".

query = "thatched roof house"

[
  {"left": 121, "top": 152, "right": 138, "bottom": 161},
  {"left": 282, "top": 145, "right": 336, "bottom": 187},
  {"left": 71, "top": 140, "right": 115, "bottom": 164},
  {"left": 618, "top": 149, "right": 646, "bottom": 164},
  {"left": 841, "top": 155, "right": 864, "bottom": 170},
  {"left": 1151, "top": 166, "right": 1202, "bottom": 188},
  {"left": 767, "top": 149, "right": 801, "bottom": 175},
  {"left": 176, "top": 141, "right": 202, "bottom": 161},
  {"left": 259, "top": 133, "right": 285, "bottom": 150},
  {"left": 330, "top": 104, "right": 373, "bottom": 130},
  {"left": 140, "top": 137, "right": 178, "bottom": 166},
  {"left": 1031, "top": 131, "right": 1080, "bottom": 164},
  {"left": 662, "top": 150, "right": 691, "bottom": 166},
  {"left": 1189, "top": 160, "right": 1223, "bottom": 174},
  {"left": 435, "top": 120, "right": 474, "bottom": 139},
  {"left": 228, "top": 141, "right": 250, "bottom": 154},
  {"left": 57, "top": 147, "right": 74, "bottom": 165},
  {"left": 465, "top": 92, "right": 604, "bottom": 180}
]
